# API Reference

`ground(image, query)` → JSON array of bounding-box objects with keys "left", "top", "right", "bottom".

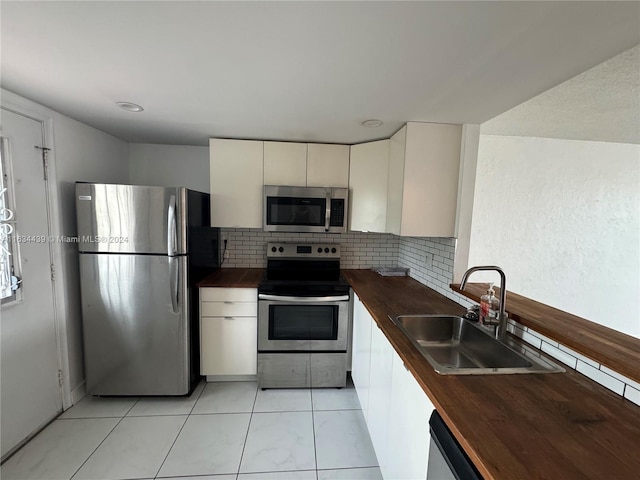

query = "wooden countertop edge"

[
  {"left": 197, "top": 268, "right": 265, "bottom": 288},
  {"left": 450, "top": 283, "right": 640, "bottom": 384},
  {"left": 345, "top": 278, "right": 494, "bottom": 478},
  {"left": 343, "top": 270, "right": 640, "bottom": 480}
]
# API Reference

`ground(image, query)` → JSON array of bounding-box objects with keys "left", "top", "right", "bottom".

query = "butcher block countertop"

[
  {"left": 342, "top": 269, "right": 640, "bottom": 480},
  {"left": 197, "top": 268, "right": 264, "bottom": 288},
  {"left": 451, "top": 283, "right": 640, "bottom": 384}
]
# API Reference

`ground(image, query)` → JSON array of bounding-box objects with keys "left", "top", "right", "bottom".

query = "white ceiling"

[
  {"left": 482, "top": 44, "right": 640, "bottom": 144},
  {"left": 2, "top": 1, "right": 639, "bottom": 146}
]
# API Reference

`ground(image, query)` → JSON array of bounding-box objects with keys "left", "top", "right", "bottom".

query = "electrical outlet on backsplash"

[{"left": 397, "top": 236, "right": 473, "bottom": 308}]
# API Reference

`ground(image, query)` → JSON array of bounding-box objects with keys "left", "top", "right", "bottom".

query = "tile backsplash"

[
  {"left": 221, "top": 228, "right": 639, "bottom": 407},
  {"left": 220, "top": 228, "right": 399, "bottom": 269},
  {"left": 397, "top": 236, "right": 473, "bottom": 308}
]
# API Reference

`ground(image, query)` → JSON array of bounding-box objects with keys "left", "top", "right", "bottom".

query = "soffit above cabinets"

[{"left": 2, "top": 2, "right": 639, "bottom": 145}]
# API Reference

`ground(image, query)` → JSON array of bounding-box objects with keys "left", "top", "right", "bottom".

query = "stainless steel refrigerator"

[{"left": 76, "top": 183, "right": 219, "bottom": 396}]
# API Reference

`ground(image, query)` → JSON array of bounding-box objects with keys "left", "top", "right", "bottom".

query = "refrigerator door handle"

[
  {"left": 167, "top": 194, "right": 177, "bottom": 256},
  {"left": 169, "top": 256, "right": 179, "bottom": 314}
]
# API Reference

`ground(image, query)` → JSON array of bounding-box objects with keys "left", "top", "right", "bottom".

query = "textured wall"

[
  {"left": 469, "top": 134, "right": 640, "bottom": 337},
  {"left": 220, "top": 228, "right": 399, "bottom": 269}
]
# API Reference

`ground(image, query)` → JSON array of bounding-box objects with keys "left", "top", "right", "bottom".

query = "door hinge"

[
  {"left": 34, "top": 146, "right": 51, "bottom": 180},
  {"left": 57, "top": 370, "right": 63, "bottom": 387},
  {"left": 50, "top": 263, "right": 56, "bottom": 281}
]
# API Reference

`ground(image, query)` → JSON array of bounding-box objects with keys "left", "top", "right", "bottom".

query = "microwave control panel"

[{"left": 329, "top": 199, "right": 345, "bottom": 227}]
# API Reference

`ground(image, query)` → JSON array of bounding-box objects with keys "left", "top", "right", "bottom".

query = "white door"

[{"left": 0, "top": 108, "right": 62, "bottom": 459}]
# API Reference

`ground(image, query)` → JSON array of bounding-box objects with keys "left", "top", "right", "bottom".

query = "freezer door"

[
  {"left": 76, "top": 183, "right": 187, "bottom": 254},
  {"left": 79, "top": 253, "right": 190, "bottom": 395}
]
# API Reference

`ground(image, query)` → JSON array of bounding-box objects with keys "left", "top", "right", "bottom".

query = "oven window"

[
  {"left": 266, "top": 196, "right": 326, "bottom": 226},
  {"left": 269, "top": 305, "right": 338, "bottom": 340}
]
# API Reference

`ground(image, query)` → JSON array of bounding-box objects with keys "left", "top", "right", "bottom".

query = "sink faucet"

[{"left": 459, "top": 266, "right": 508, "bottom": 341}]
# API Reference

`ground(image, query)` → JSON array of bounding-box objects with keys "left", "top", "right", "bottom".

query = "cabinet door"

[
  {"left": 387, "top": 349, "right": 434, "bottom": 480},
  {"left": 201, "top": 316, "right": 257, "bottom": 375},
  {"left": 263, "top": 141, "right": 307, "bottom": 186},
  {"left": 385, "top": 126, "right": 406, "bottom": 235},
  {"left": 307, "top": 143, "right": 350, "bottom": 187},
  {"left": 210, "top": 139, "right": 264, "bottom": 228},
  {"left": 367, "top": 321, "right": 394, "bottom": 475},
  {"left": 349, "top": 140, "right": 389, "bottom": 233},
  {"left": 351, "top": 294, "right": 372, "bottom": 418},
  {"left": 401, "top": 122, "right": 462, "bottom": 237}
]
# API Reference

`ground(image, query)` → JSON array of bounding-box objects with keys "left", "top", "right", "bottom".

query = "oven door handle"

[{"left": 258, "top": 294, "right": 350, "bottom": 303}]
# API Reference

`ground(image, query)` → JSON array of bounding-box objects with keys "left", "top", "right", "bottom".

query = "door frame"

[{"left": 1, "top": 90, "right": 72, "bottom": 409}]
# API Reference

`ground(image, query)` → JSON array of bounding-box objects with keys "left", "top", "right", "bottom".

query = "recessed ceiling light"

[
  {"left": 362, "top": 119, "right": 383, "bottom": 128},
  {"left": 116, "top": 102, "right": 144, "bottom": 112}
]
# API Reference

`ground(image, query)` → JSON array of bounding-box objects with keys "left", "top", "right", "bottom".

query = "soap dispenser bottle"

[{"left": 480, "top": 283, "right": 500, "bottom": 325}]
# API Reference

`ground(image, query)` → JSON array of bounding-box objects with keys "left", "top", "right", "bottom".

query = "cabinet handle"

[
  {"left": 224, "top": 301, "right": 234, "bottom": 304},
  {"left": 224, "top": 316, "right": 235, "bottom": 320}
]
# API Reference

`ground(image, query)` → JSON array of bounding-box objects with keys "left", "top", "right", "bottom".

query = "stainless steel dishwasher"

[{"left": 428, "top": 411, "right": 483, "bottom": 480}]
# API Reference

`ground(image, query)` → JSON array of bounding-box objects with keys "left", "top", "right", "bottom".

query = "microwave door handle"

[{"left": 325, "top": 190, "right": 331, "bottom": 232}]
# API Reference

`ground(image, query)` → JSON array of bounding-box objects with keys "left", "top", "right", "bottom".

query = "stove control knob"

[
  {"left": 317, "top": 247, "right": 323, "bottom": 253},
  {"left": 324, "top": 247, "right": 330, "bottom": 253},
  {"left": 331, "top": 247, "right": 337, "bottom": 254},
  {"left": 279, "top": 247, "right": 284, "bottom": 253},
  {"left": 271, "top": 247, "right": 277, "bottom": 252}
]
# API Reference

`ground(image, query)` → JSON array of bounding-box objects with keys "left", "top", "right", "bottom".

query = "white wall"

[
  {"left": 469, "top": 134, "right": 640, "bottom": 337},
  {"left": 52, "top": 110, "right": 130, "bottom": 393},
  {"left": 129, "top": 143, "right": 209, "bottom": 192},
  {"left": 1, "top": 89, "right": 130, "bottom": 399}
]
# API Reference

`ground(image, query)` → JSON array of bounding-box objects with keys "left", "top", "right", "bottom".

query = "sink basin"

[{"left": 391, "top": 315, "right": 565, "bottom": 375}]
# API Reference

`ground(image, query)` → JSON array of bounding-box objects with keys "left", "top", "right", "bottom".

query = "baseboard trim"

[
  {"left": 206, "top": 375, "right": 257, "bottom": 382},
  {"left": 70, "top": 381, "right": 86, "bottom": 406}
]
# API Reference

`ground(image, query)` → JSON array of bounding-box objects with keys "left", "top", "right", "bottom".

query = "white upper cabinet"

[
  {"left": 307, "top": 143, "right": 350, "bottom": 187},
  {"left": 386, "top": 126, "right": 407, "bottom": 235},
  {"left": 263, "top": 141, "right": 307, "bottom": 186},
  {"left": 349, "top": 140, "right": 390, "bottom": 233},
  {"left": 386, "top": 122, "right": 462, "bottom": 237},
  {"left": 210, "top": 139, "right": 264, "bottom": 228}
]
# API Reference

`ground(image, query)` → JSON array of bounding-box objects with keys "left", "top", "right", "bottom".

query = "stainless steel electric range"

[{"left": 257, "top": 242, "right": 350, "bottom": 388}]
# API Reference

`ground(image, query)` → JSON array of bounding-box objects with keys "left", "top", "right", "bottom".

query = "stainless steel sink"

[{"left": 391, "top": 315, "right": 565, "bottom": 375}]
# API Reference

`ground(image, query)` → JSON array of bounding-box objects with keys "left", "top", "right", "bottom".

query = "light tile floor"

[{"left": 1, "top": 379, "right": 382, "bottom": 480}]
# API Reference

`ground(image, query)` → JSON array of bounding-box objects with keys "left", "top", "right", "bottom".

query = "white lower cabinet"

[
  {"left": 352, "top": 293, "right": 434, "bottom": 480},
  {"left": 386, "top": 349, "right": 434, "bottom": 480},
  {"left": 367, "top": 322, "right": 394, "bottom": 475},
  {"left": 200, "top": 287, "right": 257, "bottom": 376},
  {"left": 351, "top": 294, "right": 373, "bottom": 419}
]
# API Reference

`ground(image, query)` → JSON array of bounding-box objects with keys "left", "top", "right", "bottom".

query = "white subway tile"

[
  {"left": 599, "top": 366, "right": 640, "bottom": 392},
  {"left": 558, "top": 345, "right": 600, "bottom": 368},
  {"left": 624, "top": 385, "right": 640, "bottom": 407},
  {"left": 512, "top": 327, "right": 542, "bottom": 349},
  {"left": 540, "top": 342, "right": 577, "bottom": 369},
  {"left": 526, "top": 329, "right": 559, "bottom": 348},
  {"left": 576, "top": 361, "right": 625, "bottom": 395}
]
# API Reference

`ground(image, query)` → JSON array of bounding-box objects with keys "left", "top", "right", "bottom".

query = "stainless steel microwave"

[{"left": 264, "top": 185, "right": 348, "bottom": 233}]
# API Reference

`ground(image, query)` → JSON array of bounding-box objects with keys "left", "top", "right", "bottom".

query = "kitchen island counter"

[{"left": 343, "top": 269, "right": 640, "bottom": 480}]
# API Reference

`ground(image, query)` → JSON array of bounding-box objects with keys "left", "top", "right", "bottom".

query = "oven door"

[{"left": 258, "top": 294, "right": 349, "bottom": 352}]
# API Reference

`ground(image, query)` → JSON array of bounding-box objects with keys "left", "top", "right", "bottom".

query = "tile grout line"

[
  {"left": 310, "top": 388, "right": 319, "bottom": 479},
  {"left": 235, "top": 382, "right": 260, "bottom": 478},
  {"left": 153, "top": 379, "right": 208, "bottom": 479},
  {"left": 152, "top": 414, "right": 189, "bottom": 479},
  {"left": 68, "top": 408, "right": 132, "bottom": 480}
]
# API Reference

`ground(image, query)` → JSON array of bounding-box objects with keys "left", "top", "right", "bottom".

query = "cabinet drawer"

[
  {"left": 201, "top": 316, "right": 257, "bottom": 376},
  {"left": 200, "top": 288, "right": 257, "bottom": 302},
  {"left": 201, "top": 302, "right": 257, "bottom": 317}
]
